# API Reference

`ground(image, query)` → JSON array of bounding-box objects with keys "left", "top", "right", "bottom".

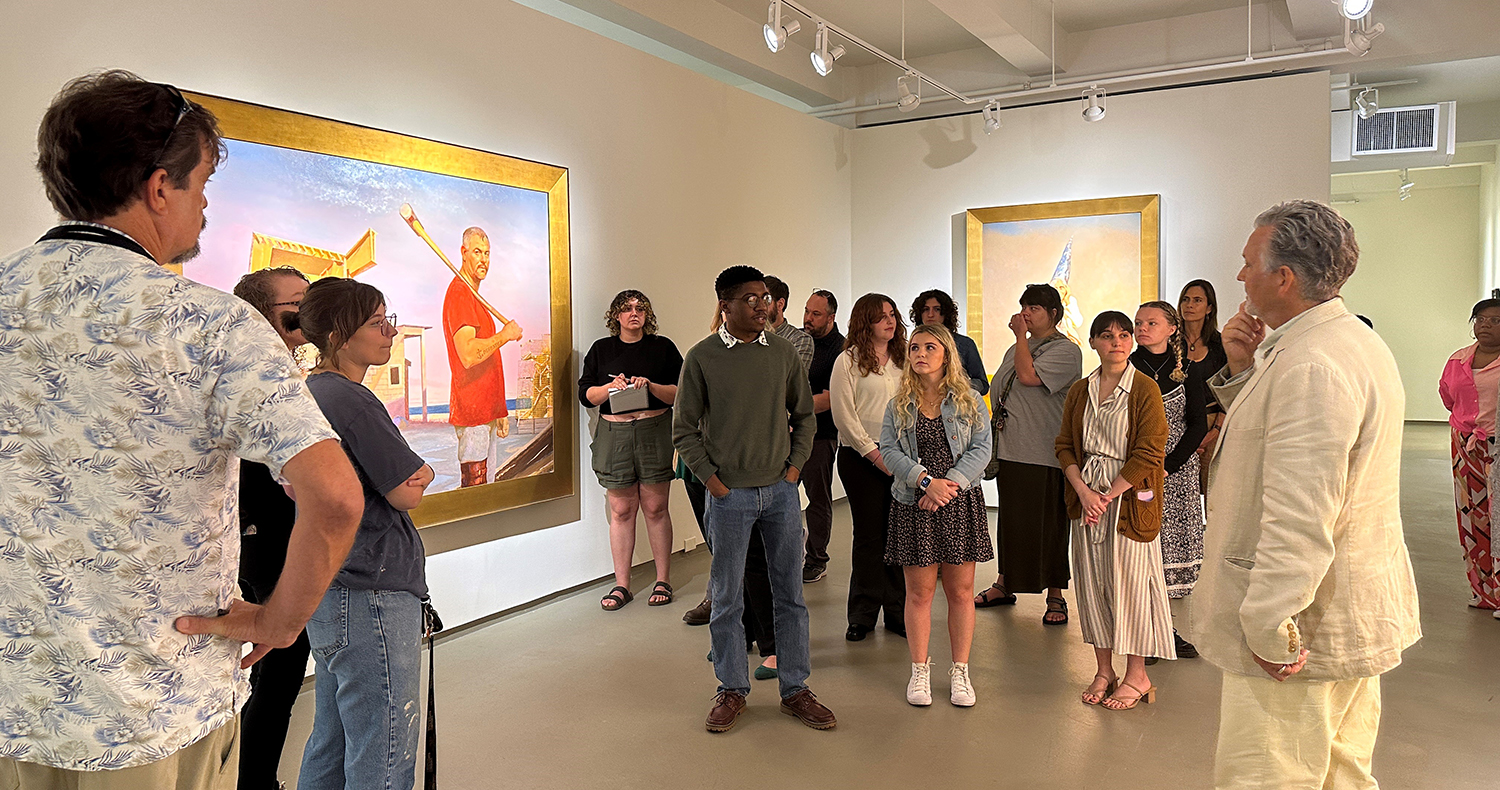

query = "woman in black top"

[
  {"left": 578, "top": 290, "right": 683, "bottom": 610},
  {"left": 1178, "top": 279, "right": 1227, "bottom": 479},
  {"left": 1131, "top": 301, "right": 1206, "bottom": 660}
]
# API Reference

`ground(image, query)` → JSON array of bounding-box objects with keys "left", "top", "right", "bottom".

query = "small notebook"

[{"left": 607, "top": 385, "right": 650, "bottom": 413}]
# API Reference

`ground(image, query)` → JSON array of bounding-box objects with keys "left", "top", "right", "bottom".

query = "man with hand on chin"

[
  {"left": 1195, "top": 201, "right": 1420, "bottom": 789},
  {"left": 673, "top": 265, "right": 832, "bottom": 733}
]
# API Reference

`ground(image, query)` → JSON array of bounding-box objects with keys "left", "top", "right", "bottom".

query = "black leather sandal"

[
  {"left": 601, "top": 586, "right": 633, "bottom": 611},
  {"left": 1043, "top": 596, "right": 1069, "bottom": 625},
  {"left": 647, "top": 580, "right": 674, "bottom": 606},
  {"left": 974, "top": 583, "right": 1017, "bottom": 608}
]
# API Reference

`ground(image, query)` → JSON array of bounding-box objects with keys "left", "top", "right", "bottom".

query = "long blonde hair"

[{"left": 892, "top": 325, "right": 984, "bottom": 432}]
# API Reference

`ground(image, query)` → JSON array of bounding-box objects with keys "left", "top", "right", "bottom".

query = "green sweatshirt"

[{"left": 672, "top": 331, "right": 815, "bottom": 489}]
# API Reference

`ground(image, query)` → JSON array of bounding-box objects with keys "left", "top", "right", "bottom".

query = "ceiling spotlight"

[
  {"left": 1398, "top": 169, "right": 1414, "bottom": 201},
  {"left": 1338, "top": 0, "right": 1374, "bottom": 20},
  {"left": 810, "top": 24, "right": 845, "bottom": 76},
  {"left": 1354, "top": 87, "right": 1378, "bottom": 120},
  {"left": 896, "top": 72, "right": 921, "bottom": 112},
  {"left": 1346, "top": 19, "right": 1384, "bottom": 56},
  {"left": 981, "top": 100, "right": 1001, "bottom": 134},
  {"left": 763, "top": 1, "right": 800, "bottom": 53},
  {"left": 1081, "top": 87, "right": 1106, "bottom": 122}
]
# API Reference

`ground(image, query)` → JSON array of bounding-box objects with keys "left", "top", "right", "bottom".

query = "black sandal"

[
  {"left": 647, "top": 580, "right": 674, "bottom": 606},
  {"left": 1043, "top": 596, "right": 1069, "bottom": 625},
  {"left": 601, "top": 586, "right": 633, "bottom": 611},
  {"left": 974, "top": 583, "right": 1017, "bottom": 608}
]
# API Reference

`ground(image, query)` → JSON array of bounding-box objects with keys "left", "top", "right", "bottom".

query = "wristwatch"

[{"left": 919, "top": 474, "right": 933, "bottom": 491}]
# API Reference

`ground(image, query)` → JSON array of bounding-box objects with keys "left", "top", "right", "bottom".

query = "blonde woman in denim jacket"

[{"left": 878, "top": 324, "right": 994, "bottom": 707}]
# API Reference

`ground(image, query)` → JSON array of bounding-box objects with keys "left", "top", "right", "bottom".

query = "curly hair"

[
  {"left": 910, "top": 289, "right": 960, "bottom": 332},
  {"left": 1137, "top": 301, "right": 1187, "bottom": 383},
  {"left": 844, "top": 293, "right": 906, "bottom": 376},
  {"left": 892, "top": 325, "right": 985, "bottom": 433},
  {"left": 233, "top": 266, "right": 308, "bottom": 322},
  {"left": 604, "top": 289, "right": 658, "bottom": 336}
]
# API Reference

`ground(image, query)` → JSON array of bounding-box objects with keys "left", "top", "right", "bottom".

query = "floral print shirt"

[{"left": 0, "top": 225, "right": 337, "bottom": 770}]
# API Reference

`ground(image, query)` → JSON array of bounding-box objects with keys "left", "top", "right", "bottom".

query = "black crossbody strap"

[{"left": 425, "top": 633, "right": 437, "bottom": 790}]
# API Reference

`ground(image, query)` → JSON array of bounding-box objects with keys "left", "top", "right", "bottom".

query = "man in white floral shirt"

[{"left": 0, "top": 71, "right": 363, "bottom": 789}]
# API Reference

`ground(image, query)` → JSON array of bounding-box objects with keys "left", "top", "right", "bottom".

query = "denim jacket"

[{"left": 878, "top": 393, "right": 993, "bottom": 505}]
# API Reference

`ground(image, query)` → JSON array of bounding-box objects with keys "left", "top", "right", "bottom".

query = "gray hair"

[{"left": 1253, "top": 200, "right": 1359, "bottom": 302}]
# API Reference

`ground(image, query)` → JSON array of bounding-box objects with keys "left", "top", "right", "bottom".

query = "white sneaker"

[
  {"left": 906, "top": 659, "right": 932, "bottom": 706},
  {"left": 949, "top": 662, "right": 976, "bottom": 707}
]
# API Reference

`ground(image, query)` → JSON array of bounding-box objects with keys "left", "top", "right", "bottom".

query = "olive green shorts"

[{"left": 591, "top": 411, "right": 676, "bottom": 489}]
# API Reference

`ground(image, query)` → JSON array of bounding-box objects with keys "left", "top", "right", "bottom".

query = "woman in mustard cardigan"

[{"left": 1055, "top": 311, "right": 1174, "bottom": 711}]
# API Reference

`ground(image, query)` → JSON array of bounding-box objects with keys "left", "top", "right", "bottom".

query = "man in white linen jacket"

[{"left": 1195, "top": 200, "right": 1421, "bottom": 790}]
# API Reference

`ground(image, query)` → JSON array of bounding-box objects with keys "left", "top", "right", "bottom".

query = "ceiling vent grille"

[{"left": 1354, "top": 105, "right": 1439, "bottom": 154}]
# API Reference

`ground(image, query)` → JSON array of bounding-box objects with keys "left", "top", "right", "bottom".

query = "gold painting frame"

[
  {"left": 185, "top": 92, "right": 575, "bottom": 528},
  {"left": 965, "top": 194, "right": 1159, "bottom": 358}
]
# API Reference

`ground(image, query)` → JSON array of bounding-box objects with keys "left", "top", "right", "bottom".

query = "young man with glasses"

[
  {"left": 673, "top": 266, "right": 834, "bottom": 732},
  {"left": 2, "top": 70, "right": 363, "bottom": 789}
]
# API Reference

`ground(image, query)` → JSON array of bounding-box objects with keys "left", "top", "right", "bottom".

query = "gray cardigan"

[{"left": 878, "top": 392, "right": 992, "bottom": 505}]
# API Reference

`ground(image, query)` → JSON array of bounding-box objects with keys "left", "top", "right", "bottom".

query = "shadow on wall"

[
  {"left": 833, "top": 127, "right": 849, "bottom": 171},
  {"left": 919, "top": 117, "right": 978, "bottom": 170}
]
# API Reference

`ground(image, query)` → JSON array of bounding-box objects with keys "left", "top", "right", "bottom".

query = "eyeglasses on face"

[
  {"left": 374, "top": 313, "right": 399, "bottom": 332},
  {"left": 731, "top": 293, "right": 774, "bottom": 307},
  {"left": 1474, "top": 316, "right": 1500, "bottom": 327},
  {"left": 272, "top": 300, "right": 301, "bottom": 308}
]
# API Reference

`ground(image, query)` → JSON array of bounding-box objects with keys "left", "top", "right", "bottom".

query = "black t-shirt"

[
  {"left": 577, "top": 334, "right": 684, "bottom": 415},
  {"left": 809, "top": 325, "right": 845, "bottom": 441},
  {"left": 239, "top": 460, "right": 297, "bottom": 599},
  {"left": 1129, "top": 347, "right": 1208, "bottom": 475},
  {"left": 306, "top": 372, "right": 429, "bottom": 597}
]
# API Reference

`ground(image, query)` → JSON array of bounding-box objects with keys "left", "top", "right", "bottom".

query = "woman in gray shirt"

[{"left": 974, "top": 284, "right": 1082, "bottom": 627}]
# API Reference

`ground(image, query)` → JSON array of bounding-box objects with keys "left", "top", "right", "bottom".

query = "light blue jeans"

[
  {"left": 299, "top": 586, "right": 423, "bottom": 790},
  {"left": 706, "top": 480, "right": 811, "bottom": 698}
]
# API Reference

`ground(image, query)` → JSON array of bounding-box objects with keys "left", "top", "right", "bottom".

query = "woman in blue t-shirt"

[{"left": 284, "top": 277, "right": 434, "bottom": 790}]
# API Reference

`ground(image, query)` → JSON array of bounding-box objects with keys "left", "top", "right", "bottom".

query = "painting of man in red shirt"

[{"left": 443, "top": 226, "right": 523, "bottom": 486}]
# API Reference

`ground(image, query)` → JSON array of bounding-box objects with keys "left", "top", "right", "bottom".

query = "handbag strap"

[
  {"left": 995, "top": 332, "right": 1066, "bottom": 414},
  {"left": 423, "top": 600, "right": 442, "bottom": 790}
]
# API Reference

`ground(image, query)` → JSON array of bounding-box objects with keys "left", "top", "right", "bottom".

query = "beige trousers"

[
  {"left": 1215, "top": 673, "right": 1382, "bottom": 790},
  {"left": 0, "top": 717, "right": 238, "bottom": 790}
]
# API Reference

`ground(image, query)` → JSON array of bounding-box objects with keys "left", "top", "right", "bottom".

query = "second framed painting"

[
  {"left": 180, "top": 92, "right": 575, "bottom": 527},
  {"left": 965, "top": 195, "right": 1160, "bottom": 369}
]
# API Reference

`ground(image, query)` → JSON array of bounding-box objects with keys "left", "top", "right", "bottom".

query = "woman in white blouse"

[{"left": 832, "top": 293, "right": 908, "bottom": 641}]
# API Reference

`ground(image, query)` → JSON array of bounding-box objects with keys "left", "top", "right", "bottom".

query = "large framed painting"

[
  {"left": 965, "top": 195, "right": 1160, "bottom": 369},
  {"left": 180, "top": 93, "right": 575, "bottom": 527}
]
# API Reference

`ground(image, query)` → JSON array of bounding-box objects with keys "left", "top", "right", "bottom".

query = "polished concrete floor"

[{"left": 274, "top": 423, "right": 1500, "bottom": 788}]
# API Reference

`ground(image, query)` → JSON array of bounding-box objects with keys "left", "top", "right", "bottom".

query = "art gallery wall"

[
  {"left": 847, "top": 72, "right": 1333, "bottom": 373},
  {"left": 0, "top": 0, "right": 852, "bottom": 629},
  {"left": 1336, "top": 167, "right": 1486, "bottom": 421}
]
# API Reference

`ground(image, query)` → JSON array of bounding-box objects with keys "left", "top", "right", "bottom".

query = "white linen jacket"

[{"left": 1194, "top": 298, "right": 1421, "bottom": 681}]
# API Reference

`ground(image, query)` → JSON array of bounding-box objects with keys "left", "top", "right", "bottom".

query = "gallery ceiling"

[{"left": 550, "top": 0, "right": 1500, "bottom": 127}]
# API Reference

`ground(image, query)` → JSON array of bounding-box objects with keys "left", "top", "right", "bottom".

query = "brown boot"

[
  {"left": 705, "top": 691, "right": 746, "bottom": 733},
  {"left": 682, "top": 595, "right": 711, "bottom": 626},
  {"left": 780, "top": 689, "right": 836, "bottom": 730},
  {"left": 460, "top": 460, "right": 487, "bottom": 487}
]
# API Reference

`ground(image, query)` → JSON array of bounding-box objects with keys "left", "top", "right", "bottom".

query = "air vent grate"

[{"left": 1354, "top": 106, "right": 1438, "bottom": 154}]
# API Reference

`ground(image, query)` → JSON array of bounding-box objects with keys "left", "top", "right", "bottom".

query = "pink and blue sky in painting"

[{"left": 193, "top": 139, "right": 553, "bottom": 408}]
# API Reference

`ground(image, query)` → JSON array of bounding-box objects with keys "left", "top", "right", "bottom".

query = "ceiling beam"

[{"left": 926, "top": 0, "right": 1058, "bottom": 76}]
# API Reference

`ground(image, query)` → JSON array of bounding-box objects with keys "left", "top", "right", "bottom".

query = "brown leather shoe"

[
  {"left": 780, "top": 689, "right": 836, "bottom": 730},
  {"left": 683, "top": 595, "right": 711, "bottom": 626},
  {"left": 705, "top": 691, "right": 747, "bottom": 732}
]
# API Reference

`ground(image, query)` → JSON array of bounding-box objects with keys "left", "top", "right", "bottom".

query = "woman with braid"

[{"left": 1130, "top": 301, "right": 1207, "bottom": 661}]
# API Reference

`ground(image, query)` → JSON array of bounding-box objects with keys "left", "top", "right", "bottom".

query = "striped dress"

[{"left": 1070, "top": 366, "right": 1177, "bottom": 659}]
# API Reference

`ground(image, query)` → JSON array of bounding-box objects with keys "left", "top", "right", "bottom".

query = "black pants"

[
  {"left": 237, "top": 581, "right": 311, "bottom": 790},
  {"left": 682, "top": 476, "right": 775, "bottom": 656},
  {"left": 801, "top": 439, "right": 838, "bottom": 569},
  {"left": 838, "top": 447, "right": 906, "bottom": 629}
]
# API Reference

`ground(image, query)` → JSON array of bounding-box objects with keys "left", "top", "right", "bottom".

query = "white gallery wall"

[
  {"left": 0, "top": 0, "right": 852, "bottom": 628},
  {"left": 1337, "top": 167, "right": 1486, "bottom": 421},
  {"left": 848, "top": 72, "right": 1333, "bottom": 373}
]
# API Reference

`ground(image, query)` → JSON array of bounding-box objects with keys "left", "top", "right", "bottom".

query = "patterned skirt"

[
  {"left": 1454, "top": 428, "right": 1500, "bottom": 609},
  {"left": 1160, "top": 386, "right": 1205, "bottom": 599}
]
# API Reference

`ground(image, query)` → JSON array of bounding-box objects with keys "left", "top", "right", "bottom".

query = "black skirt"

[{"left": 994, "top": 459, "right": 1071, "bottom": 592}]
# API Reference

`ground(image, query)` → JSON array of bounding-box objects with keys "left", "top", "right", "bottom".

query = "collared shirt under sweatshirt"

[{"left": 673, "top": 329, "right": 815, "bottom": 488}]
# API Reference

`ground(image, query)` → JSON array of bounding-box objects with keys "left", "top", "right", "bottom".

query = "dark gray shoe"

[{"left": 802, "top": 564, "right": 827, "bottom": 583}]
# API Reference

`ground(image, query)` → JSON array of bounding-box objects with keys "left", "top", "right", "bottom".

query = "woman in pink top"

[{"left": 1439, "top": 298, "right": 1500, "bottom": 613}]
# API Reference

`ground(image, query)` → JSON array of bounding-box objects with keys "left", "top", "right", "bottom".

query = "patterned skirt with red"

[{"left": 1453, "top": 428, "right": 1500, "bottom": 609}]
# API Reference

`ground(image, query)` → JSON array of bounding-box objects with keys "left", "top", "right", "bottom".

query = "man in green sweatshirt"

[{"left": 674, "top": 265, "right": 833, "bottom": 733}]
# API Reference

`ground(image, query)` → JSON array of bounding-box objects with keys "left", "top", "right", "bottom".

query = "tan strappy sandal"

[
  {"left": 1102, "top": 680, "right": 1158, "bottom": 711},
  {"left": 1081, "top": 674, "right": 1117, "bottom": 706}
]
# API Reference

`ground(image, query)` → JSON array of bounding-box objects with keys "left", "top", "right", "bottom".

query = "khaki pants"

[
  {"left": 1215, "top": 673, "right": 1382, "bottom": 789},
  {"left": 0, "top": 717, "right": 238, "bottom": 790}
]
